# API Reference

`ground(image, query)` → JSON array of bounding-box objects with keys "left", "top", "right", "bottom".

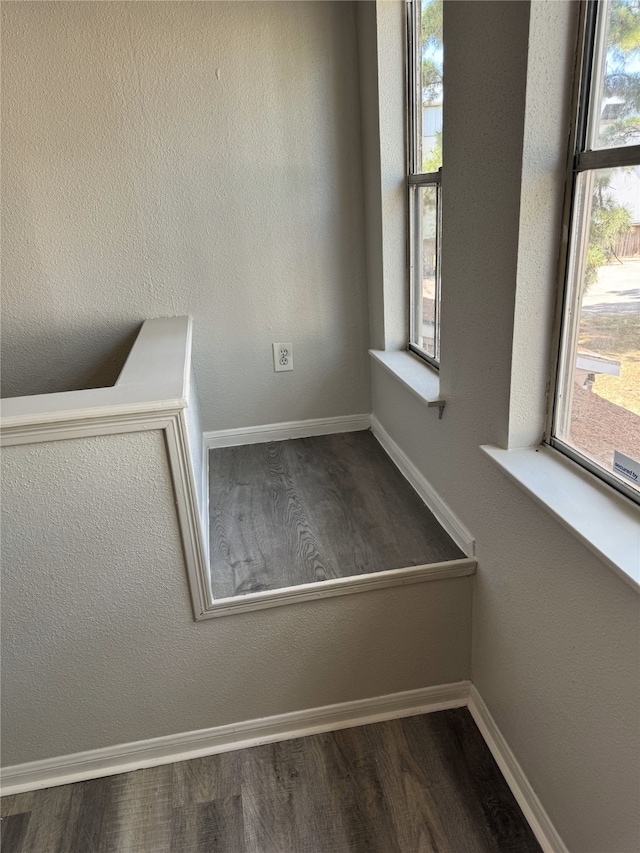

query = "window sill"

[
  {"left": 369, "top": 349, "right": 444, "bottom": 416},
  {"left": 481, "top": 444, "right": 640, "bottom": 593}
]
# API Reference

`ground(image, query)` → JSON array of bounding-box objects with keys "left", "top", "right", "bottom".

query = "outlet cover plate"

[{"left": 273, "top": 342, "right": 293, "bottom": 372}]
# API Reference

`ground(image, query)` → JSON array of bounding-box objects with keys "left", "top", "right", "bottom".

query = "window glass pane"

[
  {"left": 555, "top": 165, "right": 640, "bottom": 497},
  {"left": 588, "top": 0, "right": 640, "bottom": 150},
  {"left": 419, "top": 0, "right": 443, "bottom": 171},
  {"left": 411, "top": 184, "right": 440, "bottom": 359}
]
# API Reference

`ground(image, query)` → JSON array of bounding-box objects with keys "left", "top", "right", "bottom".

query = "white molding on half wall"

[
  {"left": 0, "top": 317, "right": 192, "bottom": 447},
  {"left": 370, "top": 415, "right": 476, "bottom": 557},
  {"left": 468, "top": 686, "right": 569, "bottom": 853},
  {"left": 0, "top": 317, "right": 212, "bottom": 623},
  {"left": 203, "top": 413, "right": 371, "bottom": 449},
  {"left": 201, "top": 558, "right": 476, "bottom": 618},
  {"left": 0, "top": 681, "right": 470, "bottom": 797},
  {"left": 165, "top": 410, "right": 210, "bottom": 620}
]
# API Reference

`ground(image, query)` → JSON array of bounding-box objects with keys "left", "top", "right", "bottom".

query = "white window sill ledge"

[
  {"left": 482, "top": 444, "right": 640, "bottom": 593},
  {"left": 369, "top": 349, "right": 444, "bottom": 416}
]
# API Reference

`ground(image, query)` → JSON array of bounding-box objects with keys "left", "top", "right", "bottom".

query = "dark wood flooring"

[
  {"left": 209, "top": 430, "right": 464, "bottom": 598},
  {"left": 1, "top": 709, "right": 541, "bottom": 853}
]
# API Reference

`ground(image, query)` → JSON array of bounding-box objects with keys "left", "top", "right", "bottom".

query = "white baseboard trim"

[
  {"left": 370, "top": 415, "right": 476, "bottom": 557},
  {"left": 467, "top": 686, "right": 568, "bottom": 853},
  {"left": 1, "top": 682, "right": 568, "bottom": 852},
  {"left": 0, "top": 681, "right": 470, "bottom": 797},
  {"left": 203, "top": 414, "right": 371, "bottom": 450}
]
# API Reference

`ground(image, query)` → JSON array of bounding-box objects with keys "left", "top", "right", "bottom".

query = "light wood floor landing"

[
  {"left": 1, "top": 709, "right": 541, "bottom": 853},
  {"left": 209, "top": 430, "right": 464, "bottom": 598}
]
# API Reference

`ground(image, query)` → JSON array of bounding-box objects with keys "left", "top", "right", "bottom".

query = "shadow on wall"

[{"left": 0, "top": 322, "right": 141, "bottom": 399}]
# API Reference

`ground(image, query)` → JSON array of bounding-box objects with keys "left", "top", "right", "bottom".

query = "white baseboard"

[
  {"left": 370, "top": 415, "right": 476, "bottom": 557},
  {"left": 467, "top": 686, "right": 568, "bottom": 853},
  {"left": 1, "top": 682, "right": 568, "bottom": 852},
  {"left": 0, "top": 681, "right": 470, "bottom": 797},
  {"left": 203, "top": 414, "right": 371, "bottom": 450}
]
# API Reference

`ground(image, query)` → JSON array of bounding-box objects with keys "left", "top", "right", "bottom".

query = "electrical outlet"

[{"left": 273, "top": 342, "right": 293, "bottom": 372}]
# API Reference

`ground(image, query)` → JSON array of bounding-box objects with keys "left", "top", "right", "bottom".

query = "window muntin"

[
  {"left": 408, "top": 0, "right": 443, "bottom": 366},
  {"left": 551, "top": 0, "right": 640, "bottom": 505}
]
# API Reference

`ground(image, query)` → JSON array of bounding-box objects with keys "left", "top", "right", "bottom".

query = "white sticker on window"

[{"left": 613, "top": 451, "right": 640, "bottom": 484}]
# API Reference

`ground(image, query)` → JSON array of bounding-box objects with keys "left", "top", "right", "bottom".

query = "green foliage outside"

[
  {"left": 423, "top": 131, "right": 442, "bottom": 175},
  {"left": 603, "top": 0, "right": 640, "bottom": 145},
  {"left": 420, "top": 0, "right": 442, "bottom": 173},
  {"left": 421, "top": 0, "right": 442, "bottom": 97},
  {"left": 585, "top": 0, "right": 640, "bottom": 290},
  {"left": 418, "top": 1, "right": 639, "bottom": 291},
  {"left": 585, "top": 173, "right": 634, "bottom": 288}
]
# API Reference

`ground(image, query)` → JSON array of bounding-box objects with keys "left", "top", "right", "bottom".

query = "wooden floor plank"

[
  {"left": 170, "top": 796, "right": 245, "bottom": 852},
  {"left": 171, "top": 750, "right": 241, "bottom": 809},
  {"left": 400, "top": 711, "right": 542, "bottom": 853},
  {"left": 96, "top": 764, "right": 172, "bottom": 852},
  {"left": 210, "top": 431, "right": 464, "bottom": 598},
  {"left": 362, "top": 719, "right": 460, "bottom": 852},
  {"left": 16, "top": 784, "right": 73, "bottom": 853},
  {"left": 0, "top": 791, "right": 33, "bottom": 818},
  {"left": 0, "top": 710, "right": 541, "bottom": 853},
  {"left": 285, "top": 732, "right": 353, "bottom": 853},
  {"left": 284, "top": 436, "right": 383, "bottom": 578},
  {"left": 297, "top": 432, "right": 457, "bottom": 570},
  {"left": 55, "top": 775, "right": 112, "bottom": 853},
  {"left": 319, "top": 725, "right": 405, "bottom": 853},
  {"left": 0, "top": 812, "right": 30, "bottom": 853},
  {"left": 239, "top": 743, "right": 291, "bottom": 852}
]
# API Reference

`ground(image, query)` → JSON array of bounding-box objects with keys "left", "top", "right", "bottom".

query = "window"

[
  {"left": 407, "top": 0, "right": 443, "bottom": 367},
  {"left": 551, "top": 0, "right": 640, "bottom": 504}
]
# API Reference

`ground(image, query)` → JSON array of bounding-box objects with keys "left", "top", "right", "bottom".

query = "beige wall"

[
  {"left": 0, "top": 0, "right": 473, "bottom": 772},
  {"left": 369, "top": 2, "right": 640, "bottom": 851},
  {"left": 1, "top": 1, "right": 371, "bottom": 429},
  {"left": 0, "top": 429, "right": 472, "bottom": 765}
]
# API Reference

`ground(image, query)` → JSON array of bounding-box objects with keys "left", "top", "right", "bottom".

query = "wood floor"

[
  {"left": 209, "top": 430, "right": 464, "bottom": 598},
  {"left": 1, "top": 709, "right": 541, "bottom": 853}
]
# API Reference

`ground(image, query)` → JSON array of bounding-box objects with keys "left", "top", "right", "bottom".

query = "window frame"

[
  {"left": 406, "top": 0, "right": 442, "bottom": 370},
  {"left": 547, "top": 0, "right": 640, "bottom": 507}
]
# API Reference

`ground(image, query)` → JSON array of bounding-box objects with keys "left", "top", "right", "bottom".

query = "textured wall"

[
  {"left": 374, "top": 368, "right": 640, "bottom": 852},
  {"left": 356, "top": 1, "right": 407, "bottom": 351},
  {"left": 507, "top": 0, "right": 575, "bottom": 448},
  {"left": 0, "top": 430, "right": 472, "bottom": 765},
  {"left": 1, "top": 1, "right": 371, "bottom": 428},
  {"left": 370, "top": 2, "right": 640, "bottom": 851}
]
